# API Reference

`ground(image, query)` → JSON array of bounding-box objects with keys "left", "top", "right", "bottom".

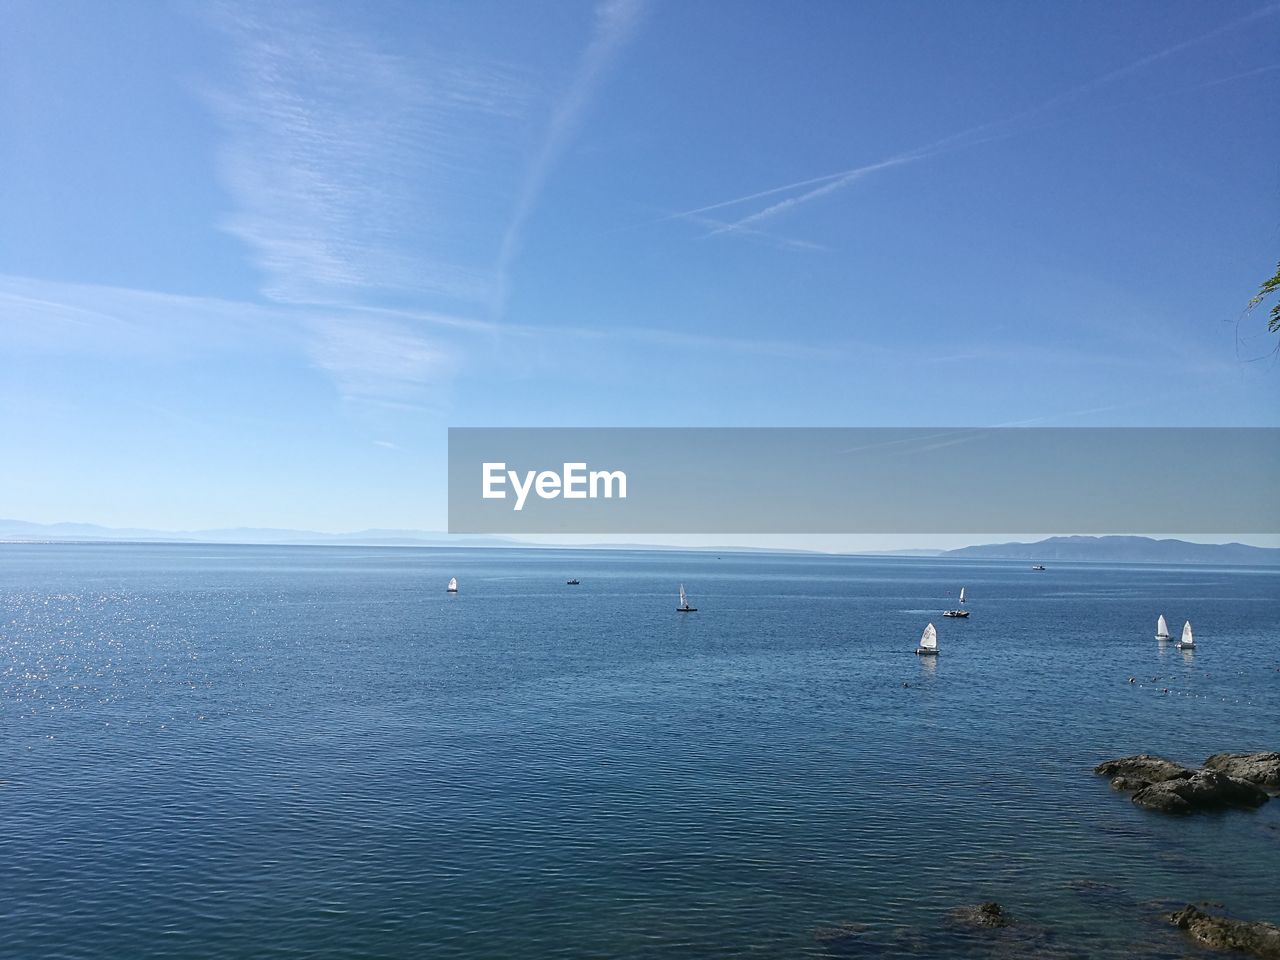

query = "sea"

[{"left": 2, "top": 543, "right": 1277, "bottom": 959}]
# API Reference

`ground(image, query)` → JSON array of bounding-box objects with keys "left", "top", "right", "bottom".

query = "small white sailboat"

[
  {"left": 1155, "top": 614, "right": 1170, "bottom": 640},
  {"left": 915, "top": 622, "right": 939, "bottom": 656},
  {"left": 959, "top": 587, "right": 966, "bottom": 604},
  {"left": 446, "top": 576, "right": 458, "bottom": 593},
  {"left": 676, "top": 584, "right": 697, "bottom": 612},
  {"left": 1176, "top": 620, "right": 1194, "bottom": 649}
]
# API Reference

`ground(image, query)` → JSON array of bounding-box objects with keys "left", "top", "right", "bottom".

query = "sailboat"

[
  {"left": 446, "top": 577, "right": 458, "bottom": 593},
  {"left": 1176, "top": 620, "right": 1195, "bottom": 650},
  {"left": 676, "top": 584, "right": 697, "bottom": 612},
  {"left": 1155, "top": 614, "right": 1170, "bottom": 640},
  {"left": 959, "top": 587, "right": 966, "bottom": 604},
  {"left": 944, "top": 586, "right": 969, "bottom": 617},
  {"left": 915, "top": 622, "right": 939, "bottom": 656}
]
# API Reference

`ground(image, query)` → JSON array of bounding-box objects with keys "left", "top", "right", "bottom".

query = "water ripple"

[{"left": 1, "top": 544, "right": 1277, "bottom": 959}]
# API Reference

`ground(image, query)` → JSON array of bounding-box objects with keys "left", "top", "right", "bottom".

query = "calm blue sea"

[{"left": 2, "top": 543, "right": 1277, "bottom": 959}]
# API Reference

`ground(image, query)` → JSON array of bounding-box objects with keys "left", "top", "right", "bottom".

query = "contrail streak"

[{"left": 682, "top": 2, "right": 1280, "bottom": 237}]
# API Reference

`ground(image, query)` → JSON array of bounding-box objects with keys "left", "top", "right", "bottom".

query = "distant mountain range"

[
  {"left": 0, "top": 519, "right": 512, "bottom": 548},
  {"left": 1, "top": 522, "right": 1276, "bottom": 565},
  {"left": 0, "top": 520, "right": 804, "bottom": 554},
  {"left": 944, "top": 535, "right": 1280, "bottom": 565}
]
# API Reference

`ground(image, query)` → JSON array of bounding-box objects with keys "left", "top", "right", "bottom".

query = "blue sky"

[{"left": 1, "top": 0, "right": 1278, "bottom": 545}]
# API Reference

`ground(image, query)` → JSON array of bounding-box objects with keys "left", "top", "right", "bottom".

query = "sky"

[{"left": 1, "top": 0, "right": 1278, "bottom": 549}]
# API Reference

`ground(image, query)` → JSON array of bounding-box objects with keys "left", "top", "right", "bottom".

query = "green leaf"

[{"left": 1247, "top": 260, "right": 1280, "bottom": 332}]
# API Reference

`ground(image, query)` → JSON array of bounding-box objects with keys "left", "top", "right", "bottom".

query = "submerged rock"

[
  {"left": 1094, "top": 755, "right": 1192, "bottom": 783},
  {"left": 814, "top": 907, "right": 1102, "bottom": 959},
  {"left": 1204, "top": 752, "right": 1280, "bottom": 789},
  {"left": 947, "top": 902, "right": 1015, "bottom": 929},
  {"left": 1132, "top": 770, "right": 1269, "bottom": 814},
  {"left": 1169, "top": 905, "right": 1280, "bottom": 959},
  {"left": 814, "top": 922, "right": 873, "bottom": 955}
]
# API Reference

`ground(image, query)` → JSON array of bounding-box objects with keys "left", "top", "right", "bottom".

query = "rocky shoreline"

[
  {"left": 1095, "top": 752, "right": 1279, "bottom": 814},
  {"left": 813, "top": 751, "right": 1280, "bottom": 957},
  {"left": 1170, "top": 905, "right": 1280, "bottom": 959},
  {"left": 815, "top": 899, "right": 1280, "bottom": 959}
]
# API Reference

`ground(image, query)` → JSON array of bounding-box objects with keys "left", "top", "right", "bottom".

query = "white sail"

[
  {"left": 679, "top": 584, "right": 688, "bottom": 607},
  {"left": 1156, "top": 614, "right": 1169, "bottom": 638},
  {"left": 1181, "top": 620, "right": 1193, "bottom": 645},
  {"left": 920, "top": 622, "right": 937, "bottom": 650},
  {"left": 447, "top": 577, "right": 457, "bottom": 592},
  {"left": 959, "top": 587, "right": 966, "bottom": 603}
]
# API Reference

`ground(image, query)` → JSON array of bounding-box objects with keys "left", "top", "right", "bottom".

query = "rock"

[
  {"left": 1169, "top": 904, "right": 1280, "bottom": 959},
  {"left": 1094, "top": 755, "right": 1193, "bottom": 783},
  {"left": 947, "top": 902, "right": 1015, "bottom": 929},
  {"left": 1065, "top": 879, "right": 1147, "bottom": 918},
  {"left": 1132, "top": 770, "right": 1270, "bottom": 814},
  {"left": 1110, "top": 776, "right": 1150, "bottom": 792},
  {"left": 1204, "top": 752, "right": 1280, "bottom": 789},
  {"left": 814, "top": 922, "right": 872, "bottom": 955}
]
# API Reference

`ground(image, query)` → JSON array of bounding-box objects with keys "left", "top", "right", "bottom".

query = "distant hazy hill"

[
  {"left": 0, "top": 519, "right": 513, "bottom": 547},
  {"left": 3, "top": 522, "right": 1276, "bottom": 563},
  {"left": 946, "top": 535, "right": 1280, "bottom": 565}
]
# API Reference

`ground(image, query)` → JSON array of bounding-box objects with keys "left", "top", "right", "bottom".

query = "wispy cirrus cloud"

[
  {"left": 494, "top": 0, "right": 647, "bottom": 312},
  {"left": 0, "top": 272, "right": 464, "bottom": 410},
  {"left": 305, "top": 316, "right": 456, "bottom": 410},
  {"left": 201, "top": 1, "right": 649, "bottom": 408},
  {"left": 0, "top": 274, "right": 862, "bottom": 408},
  {"left": 206, "top": 2, "right": 533, "bottom": 308}
]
